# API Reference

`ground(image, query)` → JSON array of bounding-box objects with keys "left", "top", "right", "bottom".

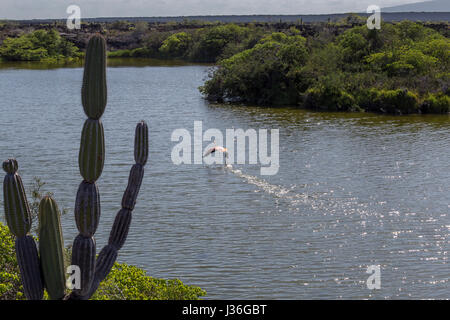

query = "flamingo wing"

[{"left": 203, "top": 147, "right": 216, "bottom": 157}]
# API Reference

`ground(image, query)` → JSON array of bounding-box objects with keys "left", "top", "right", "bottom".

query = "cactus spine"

[
  {"left": 3, "top": 33, "right": 148, "bottom": 300},
  {"left": 38, "top": 196, "right": 66, "bottom": 300}
]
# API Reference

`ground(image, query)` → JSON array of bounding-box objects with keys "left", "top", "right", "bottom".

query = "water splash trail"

[{"left": 225, "top": 164, "right": 311, "bottom": 204}]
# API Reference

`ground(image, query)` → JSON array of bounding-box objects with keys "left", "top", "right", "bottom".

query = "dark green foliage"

[
  {"left": 91, "top": 263, "right": 206, "bottom": 300},
  {"left": 369, "top": 89, "right": 419, "bottom": 114},
  {"left": 189, "top": 24, "right": 253, "bottom": 62},
  {"left": 0, "top": 223, "right": 206, "bottom": 300},
  {"left": 0, "top": 29, "right": 80, "bottom": 62},
  {"left": 108, "top": 23, "right": 266, "bottom": 62},
  {"left": 305, "top": 84, "right": 359, "bottom": 112},
  {"left": 200, "top": 33, "right": 308, "bottom": 105},
  {"left": 201, "top": 21, "right": 450, "bottom": 114},
  {"left": 159, "top": 32, "right": 192, "bottom": 58},
  {"left": 421, "top": 93, "right": 450, "bottom": 114},
  {"left": 0, "top": 223, "right": 24, "bottom": 300}
]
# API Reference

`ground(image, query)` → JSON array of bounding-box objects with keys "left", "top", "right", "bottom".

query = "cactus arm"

[
  {"left": 15, "top": 236, "right": 44, "bottom": 300},
  {"left": 2, "top": 159, "right": 44, "bottom": 300},
  {"left": 2, "top": 159, "right": 32, "bottom": 237},
  {"left": 38, "top": 196, "right": 66, "bottom": 300},
  {"left": 134, "top": 120, "right": 149, "bottom": 166},
  {"left": 83, "top": 121, "right": 148, "bottom": 299}
]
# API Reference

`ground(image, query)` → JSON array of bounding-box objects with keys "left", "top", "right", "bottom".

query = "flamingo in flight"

[{"left": 203, "top": 145, "right": 229, "bottom": 158}]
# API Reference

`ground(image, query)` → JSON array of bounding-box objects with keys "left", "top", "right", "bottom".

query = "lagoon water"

[{"left": 0, "top": 60, "right": 448, "bottom": 299}]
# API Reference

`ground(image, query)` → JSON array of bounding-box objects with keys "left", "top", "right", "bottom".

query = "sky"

[{"left": 0, "top": 0, "right": 427, "bottom": 20}]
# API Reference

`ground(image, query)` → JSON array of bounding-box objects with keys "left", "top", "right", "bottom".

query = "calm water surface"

[{"left": 0, "top": 60, "right": 448, "bottom": 299}]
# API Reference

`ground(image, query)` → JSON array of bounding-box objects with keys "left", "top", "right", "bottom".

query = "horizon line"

[{"left": 2, "top": 11, "right": 450, "bottom": 21}]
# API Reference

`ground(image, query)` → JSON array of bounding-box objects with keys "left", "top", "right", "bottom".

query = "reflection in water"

[
  {"left": 0, "top": 60, "right": 448, "bottom": 299},
  {"left": 0, "top": 58, "right": 210, "bottom": 70}
]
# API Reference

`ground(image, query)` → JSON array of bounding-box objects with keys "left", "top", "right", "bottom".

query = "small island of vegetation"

[{"left": 200, "top": 21, "right": 449, "bottom": 114}]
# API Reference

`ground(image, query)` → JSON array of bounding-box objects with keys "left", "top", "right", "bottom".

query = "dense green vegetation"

[
  {"left": 107, "top": 23, "right": 265, "bottom": 62},
  {"left": 0, "top": 29, "right": 80, "bottom": 62},
  {"left": 0, "top": 18, "right": 448, "bottom": 114},
  {"left": 0, "top": 222, "right": 206, "bottom": 300},
  {"left": 200, "top": 21, "right": 450, "bottom": 114}
]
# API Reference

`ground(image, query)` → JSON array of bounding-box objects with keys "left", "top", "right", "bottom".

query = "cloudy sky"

[{"left": 1, "top": 0, "right": 425, "bottom": 20}]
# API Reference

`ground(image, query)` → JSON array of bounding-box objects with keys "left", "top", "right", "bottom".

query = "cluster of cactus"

[{"left": 2, "top": 34, "right": 148, "bottom": 300}]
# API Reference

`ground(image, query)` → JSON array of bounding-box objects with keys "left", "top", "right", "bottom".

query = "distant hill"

[
  {"left": 9, "top": 12, "right": 449, "bottom": 24},
  {"left": 383, "top": 0, "right": 450, "bottom": 12}
]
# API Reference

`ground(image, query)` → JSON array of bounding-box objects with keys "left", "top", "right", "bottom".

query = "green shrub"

[
  {"left": 108, "top": 49, "right": 132, "bottom": 58},
  {"left": 199, "top": 21, "right": 448, "bottom": 113},
  {"left": 130, "top": 47, "right": 151, "bottom": 58},
  {"left": 190, "top": 24, "right": 251, "bottom": 62},
  {"left": 92, "top": 264, "right": 206, "bottom": 300},
  {"left": 0, "top": 222, "right": 206, "bottom": 300},
  {"left": 0, "top": 223, "right": 24, "bottom": 300},
  {"left": 373, "top": 89, "right": 419, "bottom": 114},
  {"left": 304, "top": 83, "right": 359, "bottom": 112},
  {"left": 420, "top": 93, "right": 450, "bottom": 114},
  {"left": 159, "top": 32, "right": 191, "bottom": 58},
  {"left": 0, "top": 29, "right": 80, "bottom": 62},
  {"left": 200, "top": 33, "right": 308, "bottom": 105}
]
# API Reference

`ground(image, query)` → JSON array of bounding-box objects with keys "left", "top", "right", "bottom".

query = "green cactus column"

[
  {"left": 2, "top": 159, "right": 44, "bottom": 300},
  {"left": 71, "top": 34, "right": 107, "bottom": 298},
  {"left": 38, "top": 196, "right": 66, "bottom": 300}
]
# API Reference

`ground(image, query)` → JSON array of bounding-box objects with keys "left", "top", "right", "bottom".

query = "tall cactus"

[
  {"left": 2, "top": 159, "right": 44, "bottom": 300},
  {"left": 2, "top": 33, "right": 149, "bottom": 300},
  {"left": 38, "top": 196, "right": 65, "bottom": 300}
]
